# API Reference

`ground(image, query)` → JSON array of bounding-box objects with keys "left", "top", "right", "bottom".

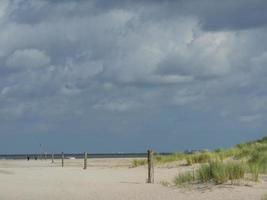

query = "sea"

[{"left": 0, "top": 152, "right": 173, "bottom": 160}]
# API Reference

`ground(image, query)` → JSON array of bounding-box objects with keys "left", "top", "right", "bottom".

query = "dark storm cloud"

[
  {"left": 187, "top": 0, "right": 267, "bottom": 31},
  {"left": 6, "top": 0, "right": 267, "bottom": 30},
  {"left": 92, "top": 0, "right": 267, "bottom": 31}
]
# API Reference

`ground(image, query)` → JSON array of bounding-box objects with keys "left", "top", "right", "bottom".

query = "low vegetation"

[
  {"left": 174, "top": 137, "right": 267, "bottom": 186},
  {"left": 131, "top": 137, "right": 267, "bottom": 186},
  {"left": 174, "top": 171, "right": 195, "bottom": 186},
  {"left": 132, "top": 136, "right": 267, "bottom": 165},
  {"left": 175, "top": 161, "right": 245, "bottom": 186},
  {"left": 261, "top": 194, "right": 267, "bottom": 200},
  {"left": 131, "top": 153, "right": 186, "bottom": 167},
  {"left": 131, "top": 159, "right": 147, "bottom": 167},
  {"left": 155, "top": 153, "right": 186, "bottom": 164},
  {"left": 186, "top": 151, "right": 214, "bottom": 165}
]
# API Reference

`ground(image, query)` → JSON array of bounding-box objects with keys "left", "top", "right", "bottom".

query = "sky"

[{"left": 0, "top": 0, "right": 267, "bottom": 154}]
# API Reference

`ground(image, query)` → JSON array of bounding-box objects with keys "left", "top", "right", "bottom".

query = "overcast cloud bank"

[{"left": 0, "top": 0, "right": 267, "bottom": 153}]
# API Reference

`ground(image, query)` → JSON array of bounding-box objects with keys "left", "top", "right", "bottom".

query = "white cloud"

[
  {"left": 0, "top": 103, "right": 29, "bottom": 119},
  {"left": 172, "top": 89, "right": 203, "bottom": 106},
  {"left": 6, "top": 48, "right": 50, "bottom": 69},
  {"left": 147, "top": 75, "right": 194, "bottom": 84},
  {"left": 0, "top": 0, "right": 8, "bottom": 20},
  {"left": 250, "top": 51, "right": 267, "bottom": 74},
  {"left": 93, "top": 100, "right": 141, "bottom": 112}
]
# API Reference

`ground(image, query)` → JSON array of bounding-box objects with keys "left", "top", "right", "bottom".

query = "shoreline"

[{"left": 0, "top": 152, "right": 174, "bottom": 160}]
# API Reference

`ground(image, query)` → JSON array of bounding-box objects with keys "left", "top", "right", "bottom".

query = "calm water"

[{"left": 0, "top": 152, "right": 172, "bottom": 160}]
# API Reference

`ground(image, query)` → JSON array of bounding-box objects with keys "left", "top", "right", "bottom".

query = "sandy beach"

[{"left": 0, "top": 158, "right": 266, "bottom": 200}]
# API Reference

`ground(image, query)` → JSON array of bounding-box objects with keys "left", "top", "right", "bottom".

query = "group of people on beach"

[{"left": 26, "top": 155, "right": 38, "bottom": 161}]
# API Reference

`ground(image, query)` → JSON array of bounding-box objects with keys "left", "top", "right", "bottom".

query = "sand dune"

[{"left": 0, "top": 158, "right": 266, "bottom": 200}]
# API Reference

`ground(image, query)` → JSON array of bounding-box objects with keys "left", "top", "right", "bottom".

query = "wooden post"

[
  {"left": 147, "top": 149, "right": 154, "bottom": 183},
  {"left": 84, "top": 152, "right": 87, "bottom": 170},
  {"left": 51, "top": 153, "right": 54, "bottom": 163},
  {"left": 61, "top": 152, "right": 64, "bottom": 167}
]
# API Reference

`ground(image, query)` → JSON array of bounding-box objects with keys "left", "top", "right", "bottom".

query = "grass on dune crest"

[
  {"left": 174, "top": 136, "right": 267, "bottom": 186},
  {"left": 173, "top": 136, "right": 267, "bottom": 165},
  {"left": 155, "top": 153, "right": 186, "bottom": 164},
  {"left": 130, "top": 136, "right": 267, "bottom": 186},
  {"left": 131, "top": 136, "right": 267, "bottom": 169},
  {"left": 131, "top": 153, "right": 186, "bottom": 167}
]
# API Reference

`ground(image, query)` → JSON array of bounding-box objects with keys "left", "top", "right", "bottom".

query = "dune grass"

[
  {"left": 166, "top": 137, "right": 267, "bottom": 166},
  {"left": 186, "top": 151, "right": 215, "bottom": 165},
  {"left": 245, "top": 151, "right": 267, "bottom": 181},
  {"left": 174, "top": 171, "right": 195, "bottom": 186},
  {"left": 227, "top": 162, "right": 246, "bottom": 184},
  {"left": 174, "top": 136, "right": 267, "bottom": 186},
  {"left": 248, "top": 163, "right": 260, "bottom": 182},
  {"left": 131, "top": 159, "right": 147, "bottom": 167},
  {"left": 155, "top": 153, "right": 186, "bottom": 164},
  {"left": 132, "top": 136, "right": 267, "bottom": 174},
  {"left": 261, "top": 194, "right": 267, "bottom": 200},
  {"left": 131, "top": 153, "right": 186, "bottom": 167},
  {"left": 130, "top": 137, "right": 267, "bottom": 187},
  {"left": 248, "top": 151, "right": 267, "bottom": 173},
  {"left": 175, "top": 161, "right": 246, "bottom": 186},
  {"left": 197, "top": 164, "right": 212, "bottom": 183}
]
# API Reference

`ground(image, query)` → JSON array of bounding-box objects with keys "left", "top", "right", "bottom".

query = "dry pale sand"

[{"left": 0, "top": 158, "right": 267, "bottom": 200}]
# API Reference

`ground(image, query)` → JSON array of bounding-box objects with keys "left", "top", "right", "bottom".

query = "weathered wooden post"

[
  {"left": 51, "top": 153, "right": 54, "bottom": 163},
  {"left": 61, "top": 152, "right": 64, "bottom": 167},
  {"left": 84, "top": 152, "right": 87, "bottom": 170},
  {"left": 147, "top": 149, "right": 154, "bottom": 183}
]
